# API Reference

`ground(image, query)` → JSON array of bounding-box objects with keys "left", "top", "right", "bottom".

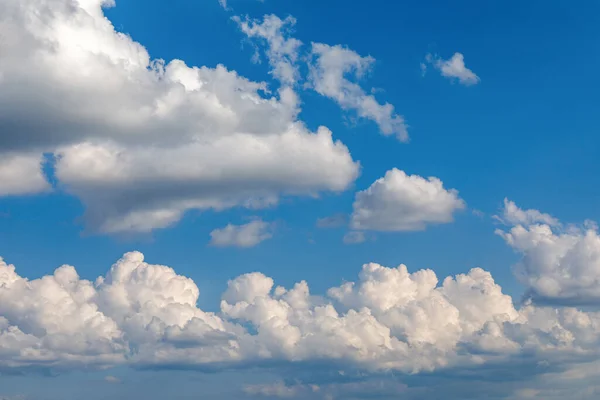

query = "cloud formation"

[
  {"left": 210, "top": 219, "right": 275, "bottom": 248},
  {"left": 0, "top": 0, "right": 359, "bottom": 234},
  {"left": 496, "top": 200, "right": 600, "bottom": 306},
  {"left": 350, "top": 169, "right": 466, "bottom": 232},
  {"left": 0, "top": 249, "right": 598, "bottom": 395},
  {"left": 425, "top": 52, "right": 480, "bottom": 86}
]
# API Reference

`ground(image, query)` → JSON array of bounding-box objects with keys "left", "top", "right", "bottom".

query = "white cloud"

[
  {"left": 426, "top": 52, "right": 480, "bottom": 86},
  {"left": 350, "top": 169, "right": 466, "bottom": 232},
  {"left": 343, "top": 231, "right": 366, "bottom": 245},
  {"left": 308, "top": 43, "right": 408, "bottom": 141},
  {"left": 210, "top": 219, "right": 274, "bottom": 248},
  {"left": 496, "top": 200, "right": 600, "bottom": 306},
  {"left": 0, "top": 0, "right": 359, "bottom": 234},
  {"left": 234, "top": 15, "right": 303, "bottom": 88},
  {"left": 0, "top": 153, "right": 50, "bottom": 196},
  {"left": 235, "top": 15, "right": 408, "bottom": 142},
  {"left": 495, "top": 198, "right": 560, "bottom": 227},
  {"left": 0, "top": 250, "right": 599, "bottom": 383}
]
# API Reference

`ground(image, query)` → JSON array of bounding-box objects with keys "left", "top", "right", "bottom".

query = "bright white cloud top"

[
  {"left": 0, "top": 0, "right": 359, "bottom": 234},
  {"left": 350, "top": 169, "right": 466, "bottom": 232}
]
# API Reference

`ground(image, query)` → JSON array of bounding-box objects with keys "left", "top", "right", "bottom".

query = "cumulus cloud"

[
  {"left": 425, "top": 52, "right": 480, "bottom": 86},
  {"left": 308, "top": 43, "right": 408, "bottom": 141},
  {"left": 1, "top": 250, "right": 599, "bottom": 386},
  {"left": 350, "top": 169, "right": 466, "bottom": 232},
  {"left": 0, "top": 0, "right": 359, "bottom": 234},
  {"left": 210, "top": 219, "right": 274, "bottom": 248},
  {"left": 496, "top": 200, "right": 600, "bottom": 306}
]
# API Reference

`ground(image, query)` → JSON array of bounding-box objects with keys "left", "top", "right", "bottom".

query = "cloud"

[
  {"left": 496, "top": 200, "right": 600, "bottom": 306},
  {"left": 0, "top": 154, "right": 50, "bottom": 196},
  {"left": 342, "top": 231, "right": 366, "bottom": 245},
  {"left": 234, "top": 15, "right": 303, "bottom": 88},
  {"left": 0, "top": 250, "right": 599, "bottom": 389},
  {"left": 425, "top": 52, "right": 480, "bottom": 86},
  {"left": 243, "top": 381, "right": 301, "bottom": 398},
  {"left": 350, "top": 169, "right": 466, "bottom": 232},
  {"left": 0, "top": 0, "right": 359, "bottom": 234},
  {"left": 235, "top": 15, "right": 408, "bottom": 142},
  {"left": 495, "top": 198, "right": 560, "bottom": 227},
  {"left": 316, "top": 214, "right": 347, "bottom": 229},
  {"left": 210, "top": 219, "right": 274, "bottom": 248},
  {"left": 308, "top": 44, "right": 408, "bottom": 141}
]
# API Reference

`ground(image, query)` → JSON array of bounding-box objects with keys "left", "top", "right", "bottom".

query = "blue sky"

[{"left": 1, "top": 1, "right": 600, "bottom": 399}]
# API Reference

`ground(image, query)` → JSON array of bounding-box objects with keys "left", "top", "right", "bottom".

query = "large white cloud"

[
  {"left": 0, "top": 0, "right": 359, "bottom": 233},
  {"left": 350, "top": 169, "right": 466, "bottom": 232},
  {"left": 1, "top": 250, "right": 599, "bottom": 383},
  {"left": 496, "top": 200, "right": 600, "bottom": 306}
]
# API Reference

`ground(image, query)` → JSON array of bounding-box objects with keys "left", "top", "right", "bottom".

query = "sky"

[{"left": 0, "top": 0, "right": 600, "bottom": 399}]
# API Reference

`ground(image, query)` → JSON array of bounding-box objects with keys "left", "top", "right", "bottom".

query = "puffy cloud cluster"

[
  {"left": 0, "top": 0, "right": 359, "bottom": 233},
  {"left": 236, "top": 15, "right": 408, "bottom": 141},
  {"left": 424, "top": 52, "right": 481, "bottom": 86},
  {"left": 496, "top": 200, "right": 600, "bottom": 306},
  {"left": 1, "top": 251, "right": 599, "bottom": 381},
  {"left": 350, "top": 169, "right": 466, "bottom": 232}
]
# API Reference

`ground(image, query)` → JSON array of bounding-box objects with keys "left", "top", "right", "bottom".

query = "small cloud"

[
  {"left": 425, "top": 52, "right": 480, "bottom": 86},
  {"left": 316, "top": 214, "right": 347, "bottom": 229},
  {"left": 472, "top": 209, "right": 485, "bottom": 218},
  {"left": 209, "top": 219, "right": 274, "bottom": 248},
  {"left": 104, "top": 376, "right": 121, "bottom": 384},
  {"left": 343, "top": 231, "right": 366, "bottom": 245}
]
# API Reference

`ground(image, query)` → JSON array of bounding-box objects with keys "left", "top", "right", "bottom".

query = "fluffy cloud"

[
  {"left": 496, "top": 200, "right": 600, "bottom": 306},
  {"left": 425, "top": 52, "right": 480, "bottom": 86},
  {"left": 350, "top": 169, "right": 466, "bottom": 232},
  {"left": 0, "top": 0, "right": 359, "bottom": 233},
  {"left": 210, "top": 219, "right": 274, "bottom": 248},
  {"left": 0, "top": 153, "right": 50, "bottom": 196},
  {"left": 1, "top": 250, "right": 599, "bottom": 386},
  {"left": 236, "top": 15, "right": 408, "bottom": 141},
  {"left": 308, "top": 43, "right": 408, "bottom": 141}
]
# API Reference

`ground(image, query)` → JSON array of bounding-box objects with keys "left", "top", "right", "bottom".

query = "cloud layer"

[{"left": 0, "top": 249, "right": 598, "bottom": 395}]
